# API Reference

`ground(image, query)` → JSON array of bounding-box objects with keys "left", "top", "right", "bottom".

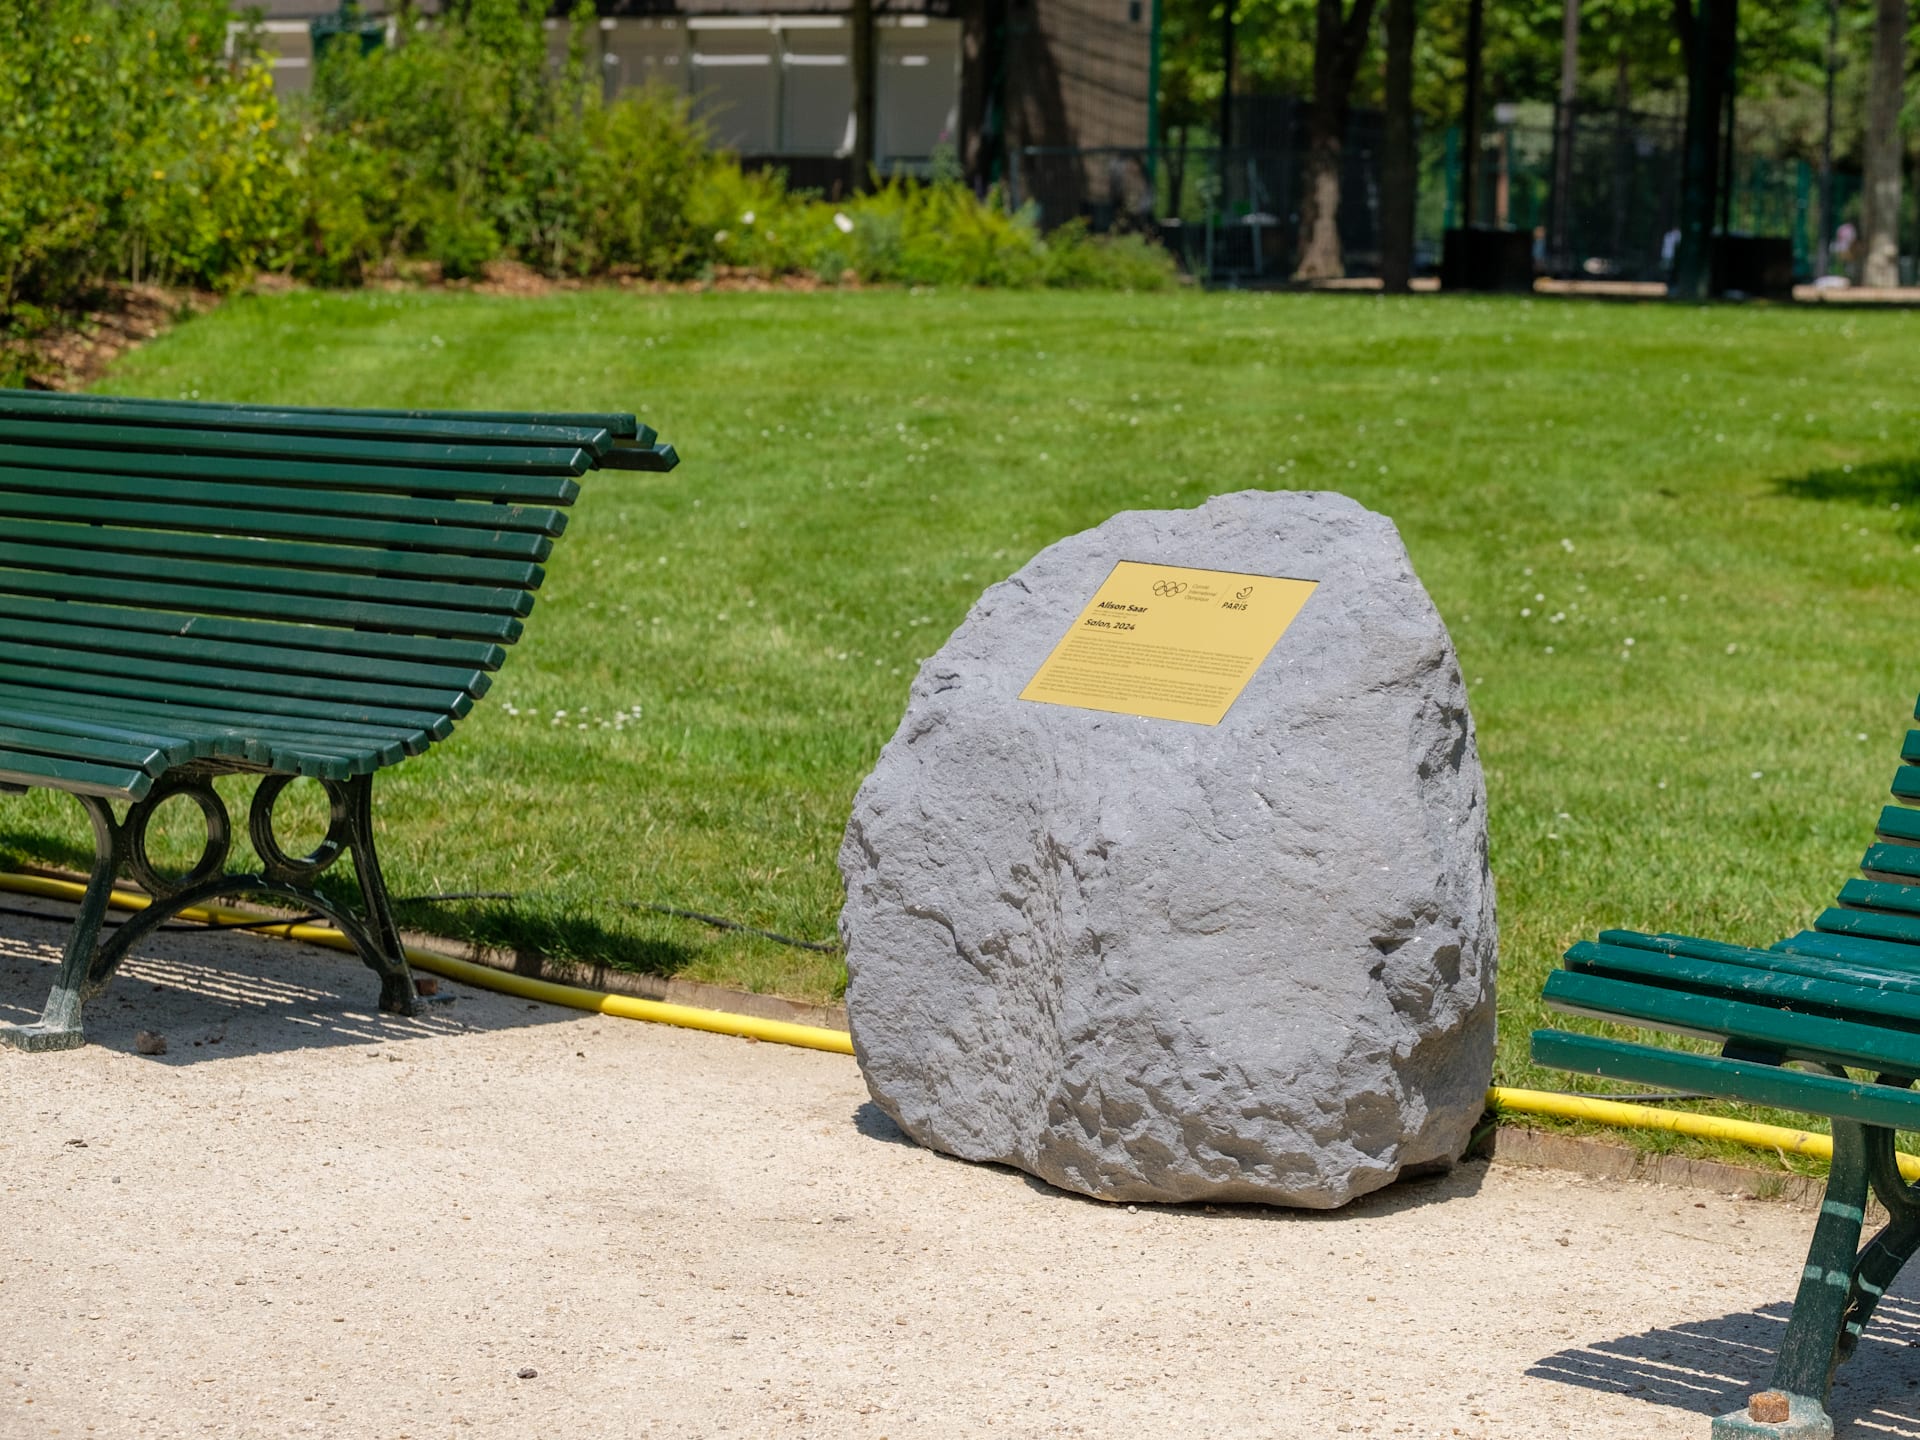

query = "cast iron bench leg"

[
  {"left": 339, "top": 773, "right": 419, "bottom": 1018},
  {"left": 0, "top": 772, "right": 422, "bottom": 1053},
  {"left": 0, "top": 795, "right": 124, "bottom": 1052},
  {"left": 1714, "top": 1100, "right": 1920, "bottom": 1440}
]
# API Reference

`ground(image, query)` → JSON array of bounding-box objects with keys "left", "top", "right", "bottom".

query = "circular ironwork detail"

[
  {"left": 125, "top": 777, "right": 233, "bottom": 898},
  {"left": 249, "top": 775, "right": 353, "bottom": 883}
]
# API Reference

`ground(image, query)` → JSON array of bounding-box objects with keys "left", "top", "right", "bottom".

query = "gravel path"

[{"left": 5, "top": 893, "right": 1920, "bottom": 1440}]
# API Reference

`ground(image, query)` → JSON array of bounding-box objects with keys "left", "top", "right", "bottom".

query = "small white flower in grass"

[
  {"left": 1520, "top": 608, "right": 1532, "bottom": 618},
  {"left": 833, "top": 211, "right": 855, "bottom": 234},
  {"left": 578, "top": 723, "right": 588, "bottom": 731},
  {"left": 1751, "top": 771, "right": 1764, "bottom": 780},
  {"left": 1523, "top": 567, "right": 1534, "bottom": 576},
  {"left": 1859, "top": 733, "right": 1870, "bottom": 741},
  {"left": 741, "top": 210, "right": 755, "bottom": 226},
  {"left": 713, "top": 230, "right": 730, "bottom": 244},
  {"left": 1560, "top": 538, "right": 1574, "bottom": 552},
  {"left": 555, "top": 710, "right": 567, "bottom": 719},
  {"left": 1623, "top": 637, "right": 1635, "bottom": 647},
  {"left": 1726, "top": 643, "right": 1739, "bottom": 654},
  {"left": 1534, "top": 593, "right": 1544, "bottom": 602},
  {"left": 1544, "top": 645, "right": 1554, "bottom": 654},
  {"left": 1657, "top": 780, "right": 1668, "bottom": 789}
]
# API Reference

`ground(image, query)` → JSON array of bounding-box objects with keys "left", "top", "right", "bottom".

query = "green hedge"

[{"left": 0, "top": 0, "right": 1174, "bottom": 340}]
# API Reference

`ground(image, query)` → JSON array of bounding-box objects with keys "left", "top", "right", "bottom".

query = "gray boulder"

[{"left": 839, "top": 490, "right": 1496, "bottom": 1209}]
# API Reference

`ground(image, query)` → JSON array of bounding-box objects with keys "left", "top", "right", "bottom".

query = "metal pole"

[
  {"left": 1819, "top": 0, "right": 1838, "bottom": 274},
  {"left": 1462, "top": 0, "right": 1484, "bottom": 227},
  {"left": 1146, "top": 0, "right": 1163, "bottom": 186},
  {"left": 1550, "top": 0, "right": 1581, "bottom": 271},
  {"left": 1219, "top": 0, "right": 1235, "bottom": 150}
]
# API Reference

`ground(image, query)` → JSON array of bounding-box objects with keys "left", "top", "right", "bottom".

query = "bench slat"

[
  {"left": 0, "top": 640, "right": 474, "bottom": 717},
  {"left": 1864, "top": 841, "right": 1920, "bottom": 882},
  {"left": 598, "top": 442, "right": 680, "bottom": 473},
  {"left": 0, "top": 662, "right": 455, "bottom": 739},
  {"left": 0, "top": 418, "right": 593, "bottom": 478},
  {"left": 1531, "top": 1029, "right": 1920, "bottom": 1128},
  {"left": 1600, "top": 927, "right": 1920, "bottom": 980},
  {"left": 0, "top": 541, "right": 536, "bottom": 617},
  {"left": 1776, "top": 928, "right": 1920, "bottom": 969},
  {"left": 0, "top": 566, "right": 525, "bottom": 643},
  {"left": 0, "top": 704, "right": 236, "bottom": 766},
  {"left": 1814, "top": 904, "right": 1920, "bottom": 947},
  {"left": 1838, "top": 877, "right": 1920, "bottom": 916},
  {"left": 1568, "top": 939, "right": 1920, "bottom": 1017},
  {"left": 0, "top": 596, "right": 507, "bottom": 672},
  {"left": 0, "top": 462, "right": 567, "bottom": 545},
  {"left": 1, "top": 618, "right": 490, "bottom": 696},
  {"left": 0, "top": 746, "right": 154, "bottom": 800},
  {"left": 1877, "top": 805, "right": 1920, "bottom": 845},
  {"left": 0, "top": 720, "right": 174, "bottom": 774},
  {"left": 0, "top": 390, "right": 650, "bottom": 444},
  {"left": 0, "top": 518, "right": 544, "bottom": 589},
  {"left": 0, "top": 394, "right": 616, "bottom": 455},
  {"left": 0, "top": 443, "right": 581, "bottom": 505},
  {"left": 1544, "top": 969, "right": 1920, "bottom": 1073},
  {"left": 0, "top": 686, "right": 418, "bottom": 769}
]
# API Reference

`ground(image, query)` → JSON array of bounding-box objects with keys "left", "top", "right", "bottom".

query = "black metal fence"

[{"left": 1015, "top": 97, "right": 1860, "bottom": 289}]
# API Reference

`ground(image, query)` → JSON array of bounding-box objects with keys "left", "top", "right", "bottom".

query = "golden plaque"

[{"left": 1019, "top": 561, "right": 1318, "bottom": 726}]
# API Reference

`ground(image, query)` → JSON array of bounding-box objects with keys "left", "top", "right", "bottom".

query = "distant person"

[
  {"left": 1660, "top": 228, "right": 1681, "bottom": 269},
  {"left": 1834, "top": 221, "right": 1858, "bottom": 267}
]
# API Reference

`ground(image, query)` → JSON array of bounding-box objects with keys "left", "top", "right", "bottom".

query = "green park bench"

[
  {"left": 1532, "top": 711, "right": 1920, "bottom": 1439},
  {"left": 0, "top": 388, "right": 675, "bottom": 1053}
]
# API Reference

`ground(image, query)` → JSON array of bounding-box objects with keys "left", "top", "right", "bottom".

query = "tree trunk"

[
  {"left": 1293, "top": 0, "right": 1380, "bottom": 279},
  {"left": 852, "top": 0, "right": 876, "bottom": 193},
  {"left": 1380, "top": 0, "right": 1416, "bottom": 291},
  {"left": 1863, "top": 0, "right": 1908, "bottom": 288},
  {"left": 1672, "top": 0, "right": 1726, "bottom": 298},
  {"left": 1548, "top": 0, "right": 1581, "bottom": 274},
  {"left": 1460, "top": 0, "right": 1483, "bottom": 226}
]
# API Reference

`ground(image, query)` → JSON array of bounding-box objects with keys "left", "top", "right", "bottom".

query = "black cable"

[{"left": 634, "top": 903, "right": 841, "bottom": 954}]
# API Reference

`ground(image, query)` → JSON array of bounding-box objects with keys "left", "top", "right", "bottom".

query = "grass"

[{"left": 6, "top": 285, "right": 1920, "bottom": 1143}]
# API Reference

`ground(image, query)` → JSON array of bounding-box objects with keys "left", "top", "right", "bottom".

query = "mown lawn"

[{"left": 6, "top": 285, "right": 1919, "bottom": 1112}]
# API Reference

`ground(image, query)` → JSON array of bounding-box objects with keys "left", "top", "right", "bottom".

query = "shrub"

[
  {"left": 1, "top": 0, "right": 1175, "bottom": 336},
  {"left": 0, "top": 0, "right": 295, "bottom": 322}
]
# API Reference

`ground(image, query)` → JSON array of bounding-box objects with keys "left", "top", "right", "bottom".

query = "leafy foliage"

[
  {"left": 0, "top": 0, "right": 1173, "bottom": 346},
  {"left": 0, "top": 0, "right": 293, "bottom": 315}
]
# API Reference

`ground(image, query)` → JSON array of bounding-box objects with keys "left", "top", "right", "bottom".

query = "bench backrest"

[{"left": 0, "top": 389, "right": 675, "bottom": 779}]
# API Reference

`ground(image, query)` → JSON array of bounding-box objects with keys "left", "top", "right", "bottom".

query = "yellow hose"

[
  {"left": 6, "top": 870, "right": 1918, "bottom": 1180},
  {"left": 0, "top": 871, "right": 854, "bottom": 1056},
  {"left": 1489, "top": 1084, "right": 1920, "bottom": 1183}
]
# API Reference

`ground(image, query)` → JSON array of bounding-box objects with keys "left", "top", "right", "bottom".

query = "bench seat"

[
  {"left": 1535, "top": 741, "right": 1920, "bottom": 1437},
  {"left": 0, "top": 387, "right": 675, "bottom": 1051}
]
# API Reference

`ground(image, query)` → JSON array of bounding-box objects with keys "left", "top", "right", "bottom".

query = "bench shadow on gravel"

[
  {"left": 1528, "top": 1284, "right": 1920, "bottom": 1437},
  {"left": 0, "top": 897, "right": 582, "bottom": 1063}
]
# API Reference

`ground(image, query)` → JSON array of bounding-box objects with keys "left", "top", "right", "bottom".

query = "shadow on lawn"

[
  {"left": 1777, "top": 458, "right": 1920, "bottom": 524},
  {"left": 0, "top": 892, "right": 584, "bottom": 1063},
  {"left": 1530, "top": 1290, "right": 1920, "bottom": 1437}
]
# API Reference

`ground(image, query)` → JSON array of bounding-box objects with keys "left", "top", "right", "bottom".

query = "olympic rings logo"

[{"left": 1151, "top": 580, "right": 1187, "bottom": 597}]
